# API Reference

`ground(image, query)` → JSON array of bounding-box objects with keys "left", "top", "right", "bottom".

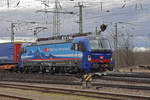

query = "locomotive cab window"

[
  {"left": 100, "top": 39, "right": 111, "bottom": 49},
  {"left": 71, "top": 42, "right": 86, "bottom": 52},
  {"left": 90, "top": 40, "right": 102, "bottom": 50},
  {"left": 89, "top": 39, "right": 111, "bottom": 53},
  {"left": 71, "top": 43, "right": 78, "bottom": 50},
  {"left": 20, "top": 48, "right": 27, "bottom": 54},
  {"left": 89, "top": 39, "right": 111, "bottom": 52}
]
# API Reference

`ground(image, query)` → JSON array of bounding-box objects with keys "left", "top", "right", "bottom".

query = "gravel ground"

[
  {"left": 0, "top": 88, "right": 103, "bottom": 100},
  {"left": 0, "top": 82, "right": 104, "bottom": 100}
]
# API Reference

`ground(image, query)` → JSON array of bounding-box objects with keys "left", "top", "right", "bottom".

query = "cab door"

[{"left": 71, "top": 42, "right": 91, "bottom": 72}]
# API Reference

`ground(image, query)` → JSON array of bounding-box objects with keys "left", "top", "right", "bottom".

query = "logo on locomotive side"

[{"left": 45, "top": 48, "right": 50, "bottom": 52}]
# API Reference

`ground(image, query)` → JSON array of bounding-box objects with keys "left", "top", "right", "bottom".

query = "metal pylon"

[{"left": 53, "top": 0, "right": 61, "bottom": 37}]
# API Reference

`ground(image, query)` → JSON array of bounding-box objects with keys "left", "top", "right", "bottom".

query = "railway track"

[
  {"left": 1, "top": 71, "right": 150, "bottom": 78},
  {"left": 94, "top": 72, "right": 150, "bottom": 84},
  {"left": 0, "top": 72, "right": 150, "bottom": 99},
  {"left": 1, "top": 72, "right": 150, "bottom": 91},
  {"left": 97, "top": 76, "right": 150, "bottom": 84},
  {"left": 93, "top": 82, "right": 150, "bottom": 90},
  {"left": 0, "top": 94, "right": 32, "bottom": 100},
  {"left": 1, "top": 79, "right": 150, "bottom": 91},
  {"left": 1, "top": 71, "right": 150, "bottom": 83},
  {"left": 105, "top": 72, "right": 150, "bottom": 78},
  {"left": 0, "top": 82, "right": 149, "bottom": 100}
]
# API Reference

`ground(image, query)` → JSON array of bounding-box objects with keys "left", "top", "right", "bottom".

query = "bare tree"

[{"left": 118, "top": 32, "right": 135, "bottom": 67}]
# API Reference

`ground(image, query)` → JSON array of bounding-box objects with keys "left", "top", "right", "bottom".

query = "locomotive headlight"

[
  {"left": 88, "top": 55, "right": 91, "bottom": 61},
  {"left": 100, "top": 56, "right": 104, "bottom": 59},
  {"left": 111, "top": 57, "right": 113, "bottom": 61}
]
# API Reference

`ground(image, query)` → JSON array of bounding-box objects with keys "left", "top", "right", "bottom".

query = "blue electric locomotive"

[{"left": 19, "top": 35, "right": 113, "bottom": 73}]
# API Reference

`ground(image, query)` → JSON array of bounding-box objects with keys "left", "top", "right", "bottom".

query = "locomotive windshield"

[
  {"left": 89, "top": 39, "right": 111, "bottom": 50},
  {"left": 101, "top": 39, "right": 111, "bottom": 49}
]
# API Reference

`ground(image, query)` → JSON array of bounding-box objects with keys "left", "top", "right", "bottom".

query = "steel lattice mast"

[{"left": 53, "top": 0, "right": 61, "bottom": 37}]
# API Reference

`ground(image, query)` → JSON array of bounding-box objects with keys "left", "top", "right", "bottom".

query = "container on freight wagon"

[{"left": 0, "top": 42, "right": 22, "bottom": 70}]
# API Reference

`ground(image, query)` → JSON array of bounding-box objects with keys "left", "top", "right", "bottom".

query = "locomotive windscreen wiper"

[{"left": 100, "top": 39, "right": 111, "bottom": 49}]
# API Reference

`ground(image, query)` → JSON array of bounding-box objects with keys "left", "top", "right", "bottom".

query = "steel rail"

[
  {"left": 93, "top": 82, "right": 150, "bottom": 90},
  {"left": 0, "top": 94, "right": 33, "bottom": 100},
  {"left": 0, "top": 83, "right": 149, "bottom": 100},
  {"left": 106, "top": 72, "right": 150, "bottom": 78},
  {"left": 97, "top": 76, "right": 150, "bottom": 84}
]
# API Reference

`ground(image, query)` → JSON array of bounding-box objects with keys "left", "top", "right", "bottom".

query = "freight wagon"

[
  {"left": 0, "top": 42, "right": 22, "bottom": 70},
  {"left": 19, "top": 35, "right": 113, "bottom": 73}
]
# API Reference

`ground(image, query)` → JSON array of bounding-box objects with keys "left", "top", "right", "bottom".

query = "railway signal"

[{"left": 100, "top": 24, "right": 107, "bottom": 32}]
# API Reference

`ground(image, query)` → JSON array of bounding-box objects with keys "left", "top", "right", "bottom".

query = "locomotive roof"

[
  {"left": 22, "top": 35, "right": 107, "bottom": 47},
  {"left": 36, "top": 35, "right": 107, "bottom": 45},
  {"left": 0, "top": 41, "right": 27, "bottom": 45},
  {"left": 32, "top": 39, "right": 72, "bottom": 46},
  {"left": 88, "top": 35, "right": 107, "bottom": 40}
]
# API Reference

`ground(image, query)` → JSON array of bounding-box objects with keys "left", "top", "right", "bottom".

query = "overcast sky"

[{"left": 0, "top": 0, "right": 150, "bottom": 48}]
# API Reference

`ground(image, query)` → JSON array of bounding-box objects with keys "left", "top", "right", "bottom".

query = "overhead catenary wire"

[{"left": 0, "top": 0, "right": 148, "bottom": 39}]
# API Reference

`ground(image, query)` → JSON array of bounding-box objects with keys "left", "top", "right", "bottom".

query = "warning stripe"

[{"left": 85, "top": 74, "right": 92, "bottom": 81}]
